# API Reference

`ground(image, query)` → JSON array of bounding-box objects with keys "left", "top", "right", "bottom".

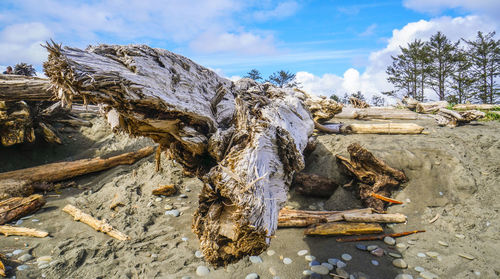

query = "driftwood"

[
  {"left": 302, "top": 94, "right": 342, "bottom": 121},
  {"left": 304, "top": 222, "right": 383, "bottom": 236},
  {"left": 343, "top": 212, "right": 406, "bottom": 223},
  {"left": 402, "top": 97, "right": 419, "bottom": 110},
  {"left": 0, "top": 195, "right": 45, "bottom": 225},
  {"left": 315, "top": 122, "right": 426, "bottom": 135},
  {"left": 336, "top": 230, "right": 425, "bottom": 242},
  {"left": 152, "top": 184, "right": 177, "bottom": 196},
  {"left": 0, "top": 101, "right": 36, "bottom": 146},
  {"left": 62, "top": 204, "right": 129, "bottom": 240},
  {"left": 43, "top": 43, "right": 338, "bottom": 266},
  {"left": 453, "top": 104, "right": 499, "bottom": 110},
  {"left": 416, "top": 101, "right": 448, "bottom": 113},
  {"left": 0, "top": 75, "right": 52, "bottom": 102},
  {"left": 278, "top": 208, "right": 372, "bottom": 227},
  {"left": 0, "top": 225, "right": 49, "bottom": 237},
  {"left": 0, "top": 255, "right": 4, "bottom": 277},
  {"left": 334, "top": 107, "right": 430, "bottom": 120},
  {"left": 432, "top": 108, "right": 485, "bottom": 127},
  {"left": 349, "top": 97, "right": 370, "bottom": 108},
  {"left": 0, "top": 146, "right": 154, "bottom": 199},
  {"left": 293, "top": 172, "right": 339, "bottom": 197},
  {"left": 336, "top": 143, "right": 407, "bottom": 211}
]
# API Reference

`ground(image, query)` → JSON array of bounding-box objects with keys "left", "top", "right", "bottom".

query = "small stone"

[
  {"left": 336, "top": 261, "right": 346, "bottom": 268},
  {"left": 327, "top": 258, "right": 339, "bottom": 265},
  {"left": 438, "top": 241, "right": 448, "bottom": 247},
  {"left": 179, "top": 194, "right": 188, "bottom": 198},
  {"left": 245, "top": 273, "right": 259, "bottom": 279},
  {"left": 151, "top": 253, "right": 158, "bottom": 259},
  {"left": 371, "top": 248, "right": 385, "bottom": 257},
  {"left": 384, "top": 236, "right": 396, "bottom": 245},
  {"left": 414, "top": 266, "right": 425, "bottom": 272},
  {"left": 17, "top": 264, "right": 29, "bottom": 271},
  {"left": 341, "top": 253, "right": 352, "bottom": 261},
  {"left": 165, "top": 209, "right": 180, "bottom": 217},
  {"left": 12, "top": 249, "right": 23, "bottom": 255},
  {"left": 283, "top": 258, "right": 292, "bottom": 264},
  {"left": 303, "top": 270, "right": 313, "bottom": 276},
  {"left": 395, "top": 275, "right": 413, "bottom": 279},
  {"left": 311, "top": 265, "right": 329, "bottom": 275},
  {"left": 196, "top": 266, "right": 210, "bottom": 276},
  {"left": 336, "top": 268, "right": 349, "bottom": 277},
  {"left": 297, "top": 249, "right": 308, "bottom": 256},
  {"left": 396, "top": 243, "right": 407, "bottom": 250},
  {"left": 15, "top": 220, "right": 23, "bottom": 225},
  {"left": 389, "top": 252, "right": 402, "bottom": 258},
  {"left": 367, "top": 245, "right": 378, "bottom": 251},
  {"left": 420, "top": 271, "right": 439, "bottom": 279},
  {"left": 417, "top": 252, "right": 427, "bottom": 258},
  {"left": 18, "top": 254, "right": 33, "bottom": 262},
  {"left": 473, "top": 271, "right": 481, "bottom": 276},
  {"left": 268, "top": 267, "right": 277, "bottom": 276},
  {"left": 426, "top": 251, "right": 439, "bottom": 258},
  {"left": 5, "top": 253, "right": 12, "bottom": 258},
  {"left": 371, "top": 260, "right": 379, "bottom": 266},
  {"left": 37, "top": 256, "right": 52, "bottom": 262},
  {"left": 309, "top": 260, "right": 320, "bottom": 266},
  {"left": 147, "top": 201, "right": 152, "bottom": 207},
  {"left": 321, "top": 262, "right": 334, "bottom": 271},
  {"left": 458, "top": 253, "right": 475, "bottom": 260},
  {"left": 181, "top": 237, "right": 188, "bottom": 242},
  {"left": 195, "top": 250, "right": 203, "bottom": 258},
  {"left": 186, "top": 188, "right": 191, "bottom": 192},
  {"left": 305, "top": 255, "right": 316, "bottom": 261},
  {"left": 155, "top": 197, "right": 162, "bottom": 202},
  {"left": 164, "top": 204, "right": 173, "bottom": 210},
  {"left": 455, "top": 234, "right": 465, "bottom": 239},
  {"left": 393, "top": 259, "right": 408, "bottom": 269},
  {"left": 249, "top": 256, "right": 263, "bottom": 264},
  {"left": 267, "top": 250, "right": 276, "bottom": 256},
  {"left": 38, "top": 264, "right": 49, "bottom": 269},
  {"left": 407, "top": 240, "right": 417, "bottom": 245},
  {"left": 356, "top": 244, "right": 367, "bottom": 251}
]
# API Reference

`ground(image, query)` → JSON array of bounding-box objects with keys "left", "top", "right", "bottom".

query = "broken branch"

[{"left": 0, "top": 225, "right": 49, "bottom": 237}]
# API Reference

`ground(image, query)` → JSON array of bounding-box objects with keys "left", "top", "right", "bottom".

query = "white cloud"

[
  {"left": 296, "top": 15, "right": 498, "bottom": 101},
  {"left": 253, "top": 1, "right": 299, "bottom": 21},
  {"left": 0, "top": 22, "right": 52, "bottom": 66},
  {"left": 359, "top": 24, "right": 377, "bottom": 37},
  {"left": 190, "top": 31, "right": 276, "bottom": 55},
  {"left": 404, "top": 0, "right": 500, "bottom": 18}
]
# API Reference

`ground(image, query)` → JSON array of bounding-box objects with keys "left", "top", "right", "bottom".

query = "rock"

[
  {"left": 37, "top": 256, "right": 52, "bottom": 262},
  {"left": 283, "top": 258, "right": 292, "bottom": 264},
  {"left": 367, "top": 245, "right": 378, "bottom": 251},
  {"left": 371, "top": 248, "right": 384, "bottom": 257},
  {"left": 384, "top": 236, "right": 396, "bottom": 245},
  {"left": 438, "top": 241, "right": 448, "bottom": 247},
  {"left": 426, "top": 251, "right": 439, "bottom": 258},
  {"left": 195, "top": 250, "right": 203, "bottom": 258},
  {"left": 407, "top": 240, "right": 417, "bottom": 245},
  {"left": 18, "top": 254, "right": 33, "bottom": 262},
  {"left": 392, "top": 259, "right": 408, "bottom": 269},
  {"left": 336, "top": 268, "right": 349, "bottom": 278},
  {"left": 458, "top": 253, "right": 475, "bottom": 260},
  {"left": 311, "top": 265, "right": 329, "bottom": 275},
  {"left": 38, "top": 264, "right": 49, "bottom": 269},
  {"left": 165, "top": 209, "right": 180, "bottom": 217},
  {"left": 186, "top": 188, "right": 191, "bottom": 192},
  {"left": 267, "top": 250, "right": 276, "bottom": 256},
  {"left": 269, "top": 267, "right": 277, "bottom": 276},
  {"left": 305, "top": 255, "right": 316, "bottom": 261},
  {"left": 321, "top": 262, "right": 334, "bottom": 271},
  {"left": 309, "top": 260, "right": 320, "bottom": 266},
  {"left": 297, "top": 249, "right": 308, "bottom": 256},
  {"left": 196, "top": 266, "right": 210, "bottom": 277},
  {"left": 328, "top": 258, "right": 339, "bottom": 265},
  {"left": 310, "top": 273, "right": 321, "bottom": 279},
  {"left": 389, "top": 252, "right": 402, "bottom": 258},
  {"left": 17, "top": 264, "right": 29, "bottom": 271},
  {"left": 15, "top": 220, "right": 23, "bottom": 225},
  {"left": 181, "top": 276, "right": 192, "bottom": 279},
  {"left": 179, "top": 194, "right": 188, "bottom": 198},
  {"left": 356, "top": 244, "right": 367, "bottom": 251},
  {"left": 249, "top": 256, "right": 263, "bottom": 264},
  {"left": 414, "top": 266, "right": 425, "bottom": 272},
  {"left": 455, "top": 234, "right": 465, "bottom": 239},
  {"left": 151, "top": 253, "right": 158, "bottom": 259},
  {"left": 12, "top": 249, "right": 23, "bottom": 255},
  {"left": 395, "top": 275, "right": 413, "bottom": 279},
  {"left": 371, "top": 260, "right": 379, "bottom": 266},
  {"left": 155, "top": 197, "right": 162, "bottom": 202},
  {"left": 245, "top": 273, "right": 259, "bottom": 279},
  {"left": 396, "top": 243, "right": 407, "bottom": 250},
  {"left": 181, "top": 237, "right": 188, "bottom": 242},
  {"left": 5, "top": 253, "right": 12, "bottom": 258},
  {"left": 303, "top": 270, "right": 313, "bottom": 276},
  {"left": 417, "top": 252, "right": 427, "bottom": 258},
  {"left": 164, "top": 204, "right": 174, "bottom": 210},
  {"left": 336, "top": 261, "right": 347, "bottom": 268},
  {"left": 341, "top": 253, "right": 352, "bottom": 261},
  {"left": 420, "top": 271, "right": 439, "bottom": 279}
]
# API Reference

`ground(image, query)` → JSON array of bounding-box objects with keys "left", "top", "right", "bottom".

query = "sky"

[{"left": 0, "top": 0, "right": 499, "bottom": 101}]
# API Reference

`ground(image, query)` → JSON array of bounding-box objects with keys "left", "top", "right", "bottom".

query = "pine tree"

[
  {"left": 427, "top": 32, "right": 457, "bottom": 100},
  {"left": 267, "top": 70, "right": 299, "bottom": 88},
  {"left": 14, "top": 63, "right": 36, "bottom": 76},
  {"left": 449, "top": 46, "right": 475, "bottom": 103},
  {"left": 244, "top": 69, "right": 263, "bottom": 81}
]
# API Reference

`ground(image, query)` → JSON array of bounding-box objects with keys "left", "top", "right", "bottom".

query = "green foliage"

[
  {"left": 482, "top": 111, "right": 500, "bottom": 121},
  {"left": 351, "top": 91, "right": 366, "bottom": 101},
  {"left": 244, "top": 69, "right": 262, "bottom": 81},
  {"left": 330, "top": 94, "right": 340, "bottom": 102},
  {"left": 14, "top": 63, "right": 36, "bottom": 76},
  {"left": 267, "top": 70, "right": 299, "bottom": 88}
]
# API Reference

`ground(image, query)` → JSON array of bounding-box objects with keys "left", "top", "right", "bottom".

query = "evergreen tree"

[
  {"left": 14, "top": 63, "right": 36, "bottom": 76},
  {"left": 427, "top": 32, "right": 457, "bottom": 100},
  {"left": 449, "top": 46, "right": 475, "bottom": 103},
  {"left": 341, "top": 93, "right": 350, "bottom": 104},
  {"left": 330, "top": 94, "right": 341, "bottom": 102},
  {"left": 351, "top": 91, "right": 366, "bottom": 101},
  {"left": 244, "top": 69, "right": 263, "bottom": 81},
  {"left": 267, "top": 70, "right": 299, "bottom": 88}
]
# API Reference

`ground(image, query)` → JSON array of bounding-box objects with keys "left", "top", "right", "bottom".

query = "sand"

[{"left": 0, "top": 115, "right": 499, "bottom": 279}]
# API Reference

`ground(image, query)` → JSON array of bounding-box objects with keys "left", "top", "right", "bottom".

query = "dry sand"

[{"left": 0, "top": 115, "right": 499, "bottom": 279}]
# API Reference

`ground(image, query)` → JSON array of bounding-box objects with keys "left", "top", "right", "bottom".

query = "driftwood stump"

[{"left": 336, "top": 143, "right": 407, "bottom": 211}]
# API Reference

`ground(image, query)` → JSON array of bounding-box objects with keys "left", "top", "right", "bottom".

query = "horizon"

[{"left": 0, "top": 0, "right": 499, "bottom": 100}]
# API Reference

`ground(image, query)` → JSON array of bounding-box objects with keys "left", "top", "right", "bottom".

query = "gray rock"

[
  {"left": 417, "top": 252, "right": 427, "bottom": 258},
  {"left": 15, "top": 220, "right": 23, "bottom": 226},
  {"left": 16, "top": 264, "right": 29, "bottom": 271},
  {"left": 311, "top": 265, "right": 329, "bottom": 275},
  {"left": 327, "top": 258, "right": 339, "bottom": 265},
  {"left": 321, "top": 262, "right": 334, "bottom": 271},
  {"left": 395, "top": 275, "right": 413, "bottom": 279},
  {"left": 37, "top": 256, "right": 52, "bottom": 262},
  {"left": 305, "top": 255, "right": 316, "bottom": 261},
  {"left": 303, "top": 270, "right": 313, "bottom": 276},
  {"left": 18, "top": 254, "right": 33, "bottom": 262},
  {"left": 367, "top": 245, "right": 378, "bottom": 251},
  {"left": 283, "top": 258, "right": 292, "bottom": 264},
  {"left": 336, "top": 268, "right": 349, "bottom": 278},
  {"left": 38, "top": 264, "right": 49, "bottom": 269},
  {"left": 396, "top": 243, "right": 407, "bottom": 250},
  {"left": 392, "top": 259, "right": 408, "bottom": 269},
  {"left": 297, "top": 249, "right": 308, "bottom": 256},
  {"left": 384, "top": 236, "right": 396, "bottom": 245},
  {"left": 195, "top": 250, "right": 203, "bottom": 258},
  {"left": 438, "top": 241, "right": 448, "bottom": 247},
  {"left": 165, "top": 209, "right": 180, "bottom": 217},
  {"left": 371, "top": 248, "right": 384, "bottom": 257},
  {"left": 371, "top": 260, "right": 379, "bottom": 266},
  {"left": 426, "top": 251, "right": 439, "bottom": 258},
  {"left": 181, "top": 237, "right": 188, "bottom": 242},
  {"left": 179, "top": 194, "right": 188, "bottom": 198},
  {"left": 155, "top": 197, "right": 163, "bottom": 202},
  {"left": 5, "top": 253, "right": 12, "bottom": 258},
  {"left": 164, "top": 204, "right": 173, "bottom": 210},
  {"left": 336, "top": 261, "right": 346, "bottom": 268},
  {"left": 356, "top": 244, "right": 367, "bottom": 251},
  {"left": 341, "top": 253, "right": 352, "bottom": 261},
  {"left": 249, "top": 256, "right": 263, "bottom": 264},
  {"left": 414, "top": 266, "right": 425, "bottom": 272},
  {"left": 12, "top": 249, "right": 23, "bottom": 255},
  {"left": 267, "top": 250, "right": 276, "bottom": 256},
  {"left": 245, "top": 273, "right": 259, "bottom": 279},
  {"left": 196, "top": 266, "right": 210, "bottom": 277},
  {"left": 389, "top": 252, "right": 402, "bottom": 258},
  {"left": 420, "top": 271, "right": 439, "bottom": 279}
]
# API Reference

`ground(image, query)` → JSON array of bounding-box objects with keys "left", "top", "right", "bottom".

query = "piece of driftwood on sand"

[
  {"left": 315, "top": 122, "right": 426, "bottom": 135},
  {"left": 43, "top": 42, "right": 342, "bottom": 266},
  {"left": 336, "top": 143, "right": 408, "bottom": 211},
  {"left": 334, "top": 107, "right": 431, "bottom": 120},
  {"left": 453, "top": 104, "right": 499, "bottom": 110},
  {"left": 0, "top": 75, "right": 52, "bottom": 102},
  {"left": 278, "top": 208, "right": 372, "bottom": 227},
  {"left": 62, "top": 204, "right": 129, "bottom": 240},
  {"left": 0, "top": 225, "right": 49, "bottom": 237},
  {"left": 432, "top": 108, "right": 485, "bottom": 127},
  {"left": 0, "top": 146, "right": 154, "bottom": 199},
  {"left": 0, "top": 195, "right": 45, "bottom": 225},
  {"left": 416, "top": 101, "right": 448, "bottom": 113},
  {"left": 304, "top": 222, "right": 383, "bottom": 236}
]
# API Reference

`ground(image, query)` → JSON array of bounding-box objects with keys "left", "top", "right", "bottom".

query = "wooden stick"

[
  {"left": 152, "top": 184, "right": 177, "bottom": 196},
  {"left": 0, "top": 195, "right": 46, "bottom": 225},
  {"left": 304, "top": 222, "right": 383, "bottom": 236},
  {"left": 343, "top": 212, "right": 406, "bottom": 223},
  {"left": 0, "top": 225, "right": 49, "bottom": 237},
  {"left": 62, "top": 204, "right": 129, "bottom": 241},
  {"left": 348, "top": 123, "right": 425, "bottom": 134},
  {"left": 336, "top": 230, "right": 425, "bottom": 242},
  {"left": 278, "top": 208, "right": 372, "bottom": 228},
  {"left": 155, "top": 146, "right": 162, "bottom": 172},
  {"left": 370, "top": 193, "right": 403, "bottom": 204}
]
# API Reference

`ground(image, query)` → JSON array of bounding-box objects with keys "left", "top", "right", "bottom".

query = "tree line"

[
  {"left": 385, "top": 31, "right": 499, "bottom": 104},
  {"left": 2, "top": 63, "right": 37, "bottom": 76},
  {"left": 244, "top": 69, "right": 299, "bottom": 88}
]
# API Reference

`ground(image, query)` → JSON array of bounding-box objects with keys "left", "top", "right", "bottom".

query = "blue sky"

[{"left": 0, "top": 0, "right": 498, "bottom": 99}]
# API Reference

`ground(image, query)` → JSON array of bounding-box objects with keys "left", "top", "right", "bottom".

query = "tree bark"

[
  {"left": 278, "top": 208, "right": 372, "bottom": 227},
  {"left": 304, "top": 222, "right": 383, "bottom": 236},
  {"left": 0, "top": 195, "right": 45, "bottom": 225},
  {"left": 293, "top": 172, "right": 339, "bottom": 198},
  {"left": 0, "top": 75, "right": 53, "bottom": 102},
  {"left": 416, "top": 101, "right": 448, "bottom": 113}
]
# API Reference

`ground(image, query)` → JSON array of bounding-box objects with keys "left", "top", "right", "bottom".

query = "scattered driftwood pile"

[
  {"left": 349, "top": 96, "right": 370, "bottom": 108},
  {"left": 42, "top": 42, "right": 341, "bottom": 266}
]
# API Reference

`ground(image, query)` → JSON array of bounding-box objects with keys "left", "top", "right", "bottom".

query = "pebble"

[
  {"left": 371, "top": 248, "right": 384, "bottom": 257},
  {"left": 37, "top": 256, "right": 52, "bottom": 262},
  {"left": 367, "top": 245, "right": 378, "bottom": 251},
  {"left": 393, "top": 259, "right": 408, "bottom": 269},
  {"left": 164, "top": 204, "right": 173, "bottom": 210},
  {"left": 16, "top": 264, "right": 29, "bottom": 271},
  {"left": 327, "top": 258, "right": 339, "bottom": 265},
  {"left": 196, "top": 266, "right": 210, "bottom": 277},
  {"left": 181, "top": 277, "right": 192, "bottom": 279},
  {"left": 12, "top": 249, "right": 23, "bottom": 255},
  {"left": 18, "top": 254, "right": 33, "bottom": 262},
  {"left": 336, "top": 261, "right": 347, "bottom": 268},
  {"left": 303, "top": 270, "right": 313, "bottom": 276},
  {"left": 181, "top": 237, "right": 188, "bottom": 242},
  {"left": 268, "top": 267, "right": 277, "bottom": 276},
  {"left": 179, "top": 194, "right": 188, "bottom": 198},
  {"left": 396, "top": 243, "right": 407, "bottom": 250},
  {"left": 311, "top": 265, "right": 329, "bottom": 275},
  {"left": 147, "top": 201, "right": 153, "bottom": 207},
  {"left": 38, "top": 264, "right": 49, "bottom": 269},
  {"left": 283, "top": 258, "right": 292, "bottom": 264},
  {"left": 426, "top": 251, "right": 439, "bottom": 258},
  {"left": 417, "top": 252, "right": 427, "bottom": 258},
  {"left": 5, "top": 253, "right": 12, "bottom": 258},
  {"left": 384, "top": 236, "right": 396, "bottom": 245},
  {"left": 155, "top": 197, "right": 162, "bottom": 202},
  {"left": 245, "top": 273, "right": 259, "bottom": 279},
  {"left": 195, "top": 250, "right": 203, "bottom": 258},
  {"left": 297, "top": 249, "right": 308, "bottom": 256},
  {"left": 389, "top": 252, "right": 402, "bottom": 258},
  {"left": 151, "top": 253, "right": 158, "bottom": 259},
  {"left": 458, "top": 253, "right": 475, "bottom": 260},
  {"left": 321, "top": 262, "right": 334, "bottom": 271},
  {"left": 438, "top": 241, "right": 448, "bottom": 247},
  {"left": 249, "top": 256, "right": 263, "bottom": 264},
  {"left": 407, "top": 240, "right": 417, "bottom": 245},
  {"left": 341, "top": 253, "right": 352, "bottom": 261},
  {"left": 414, "top": 266, "right": 425, "bottom": 272},
  {"left": 15, "top": 220, "right": 23, "bottom": 226},
  {"left": 473, "top": 271, "right": 481, "bottom": 276},
  {"left": 455, "top": 233, "right": 465, "bottom": 239},
  {"left": 267, "top": 250, "right": 276, "bottom": 256},
  {"left": 309, "top": 260, "right": 320, "bottom": 266},
  {"left": 395, "top": 275, "right": 413, "bottom": 279},
  {"left": 371, "top": 260, "right": 379, "bottom": 266},
  {"left": 336, "top": 268, "right": 349, "bottom": 277},
  {"left": 420, "top": 271, "right": 438, "bottom": 279},
  {"left": 305, "top": 255, "right": 316, "bottom": 261},
  {"left": 356, "top": 244, "right": 367, "bottom": 251},
  {"left": 165, "top": 209, "right": 180, "bottom": 217}
]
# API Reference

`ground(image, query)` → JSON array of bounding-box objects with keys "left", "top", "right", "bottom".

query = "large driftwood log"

[
  {"left": 416, "top": 101, "right": 448, "bottom": 113},
  {"left": 432, "top": 108, "right": 485, "bottom": 127},
  {"left": 292, "top": 172, "right": 339, "bottom": 197},
  {"left": 0, "top": 75, "right": 52, "bottom": 102},
  {"left": 336, "top": 143, "right": 407, "bottom": 211},
  {"left": 43, "top": 43, "right": 333, "bottom": 266},
  {"left": 453, "top": 104, "right": 499, "bottom": 110},
  {"left": 278, "top": 208, "right": 372, "bottom": 227},
  {"left": 334, "top": 107, "right": 431, "bottom": 120},
  {"left": 315, "top": 122, "right": 426, "bottom": 135},
  {"left": 0, "top": 146, "right": 154, "bottom": 199},
  {"left": 0, "top": 195, "right": 45, "bottom": 225}
]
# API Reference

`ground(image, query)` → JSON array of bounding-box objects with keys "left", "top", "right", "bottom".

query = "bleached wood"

[
  {"left": 0, "top": 75, "right": 52, "bottom": 101},
  {"left": 278, "top": 208, "right": 372, "bottom": 227},
  {"left": 348, "top": 123, "right": 425, "bottom": 134},
  {"left": 304, "top": 222, "right": 383, "bottom": 236},
  {"left": 416, "top": 101, "right": 448, "bottom": 113},
  {"left": 0, "top": 225, "right": 49, "bottom": 237},
  {"left": 453, "top": 104, "right": 499, "bottom": 110},
  {"left": 343, "top": 212, "right": 407, "bottom": 223}
]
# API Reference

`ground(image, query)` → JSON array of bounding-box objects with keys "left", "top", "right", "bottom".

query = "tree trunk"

[
  {"left": 0, "top": 75, "right": 52, "bottom": 102},
  {"left": 43, "top": 43, "right": 336, "bottom": 266},
  {"left": 416, "top": 101, "right": 448, "bottom": 113},
  {"left": 335, "top": 107, "right": 429, "bottom": 120},
  {"left": 278, "top": 208, "right": 372, "bottom": 227},
  {"left": 453, "top": 104, "right": 498, "bottom": 110}
]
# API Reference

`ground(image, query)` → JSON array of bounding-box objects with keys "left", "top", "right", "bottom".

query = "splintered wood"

[
  {"left": 0, "top": 195, "right": 46, "bottom": 225},
  {"left": 62, "top": 204, "right": 129, "bottom": 241},
  {"left": 152, "top": 184, "right": 177, "bottom": 196},
  {"left": 305, "top": 222, "right": 383, "bottom": 236},
  {"left": 0, "top": 225, "right": 49, "bottom": 237}
]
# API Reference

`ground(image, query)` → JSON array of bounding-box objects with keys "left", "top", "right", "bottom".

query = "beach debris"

[
  {"left": 350, "top": 96, "right": 370, "bottom": 108},
  {"left": 370, "top": 193, "right": 403, "bottom": 204},
  {"left": 429, "top": 213, "right": 440, "bottom": 223},
  {"left": 304, "top": 222, "right": 383, "bottom": 236},
  {"left": 336, "top": 143, "right": 408, "bottom": 211},
  {"left": 152, "top": 184, "right": 177, "bottom": 197},
  {"left": 416, "top": 101, "right": 449, "bottom": 114},
  {"left": 278, "top": 208, "right": 372, "bottom": 228},
  {"left": 0, "top": 225, "right": 48, "bottom": 238},
  {"left": 336, "top": 230, "right": 425, "bottom": 242},
  {"left": 0, "top": 255, "right": 5, "bottom": 277},
  {"left": 343, "top": 212, "right": 407, "bottom": 223},
  {"left": 315, "top": 122, "right": 427, "bottom": 135},
  {"left": 62, "top": 204, "right": 129, "bottom": 240},
  {"left": 392, "top": 259, "right": 408, "bottom": 269},
  {"left": 438, "top": 241, "right": 448, "bottom": 247},
  {"left": 432, "top": 108, "right": 485, "bottom": 127},
  {"left": 0, "top": 146, "right": 154, "bottom": 199},
  {"left": 292, "top": 172, "right": 338, "bottom": 198},
  {"left": 453, "top": 104, "right": 499, "bottom": 110},
  {"left": 334, "top": 107, "right": 430, "bottom": 120},
  {"left": 458, "top": 253, "right": 475, "bottom": 260},
  {"left": 0, "top": 195, "right": 46, "bottom": 225},
  {"left": 109, "top": 194, "right": 125, "bottom": 210}
]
